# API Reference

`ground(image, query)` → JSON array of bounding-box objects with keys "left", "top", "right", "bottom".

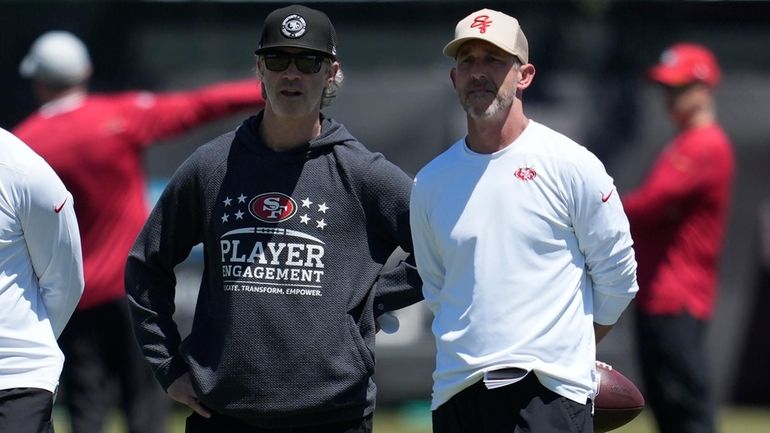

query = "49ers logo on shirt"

[
  {"left": 249, "top": 193, "right": 297, "bottom": 223},
  {"left": 514, "top": 167, "right": 537, "bottom": 181}
]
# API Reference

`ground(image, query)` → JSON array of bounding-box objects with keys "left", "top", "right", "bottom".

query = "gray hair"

[{"left": 321, "top": 64, "right": 344, "bottom": 108}]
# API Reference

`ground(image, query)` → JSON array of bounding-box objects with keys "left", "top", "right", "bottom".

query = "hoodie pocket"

[{"left": 344, "top": 314, "right": 375, "bottom": 374}]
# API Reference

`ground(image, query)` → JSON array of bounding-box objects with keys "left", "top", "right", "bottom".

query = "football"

[{"left": 594, "top": 361, "right": 645, "bottom": 432}]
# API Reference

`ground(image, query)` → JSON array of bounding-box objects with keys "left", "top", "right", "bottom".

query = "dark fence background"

[{"left": 2, "top": 0, "right": 769, "bottom": 406}]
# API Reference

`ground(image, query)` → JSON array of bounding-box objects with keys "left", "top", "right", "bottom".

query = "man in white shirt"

[
  {"left": 409, "top": 9, "right": 638, "bottom": 432},
  {"left": 0, "top": 127, "right": 84, "bottom": 433}
]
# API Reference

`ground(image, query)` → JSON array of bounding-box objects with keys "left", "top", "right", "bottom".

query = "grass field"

[{"left": 52, "top": 404, "right": 770, "bottom": 433}]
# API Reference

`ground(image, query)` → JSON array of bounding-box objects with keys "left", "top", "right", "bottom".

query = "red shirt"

[
  {"left": 13, "top": 80, "right": 263, "bottom": 309},
  {"left": 623, "top": 123, "right": 734, "bottom": 319}
]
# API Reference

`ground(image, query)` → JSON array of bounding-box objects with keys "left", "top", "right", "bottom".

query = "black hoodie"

[{"left": 126, "top": 113, "right": 422, "bottom": 427}]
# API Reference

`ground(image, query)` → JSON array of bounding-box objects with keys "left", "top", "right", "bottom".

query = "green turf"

[{"left": 52, "top": 405, "right": 770, "bottom": 433}]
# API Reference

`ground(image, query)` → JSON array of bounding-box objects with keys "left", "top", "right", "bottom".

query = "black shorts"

[
  {"left": 0, "top": 387, "right": 54, "bottom": 433},
  {"left": 432, "top": 372, "right": 592, "bottom": 433},
  {"left": 185, "top": 411, "right": 372, "bottom": 433}
]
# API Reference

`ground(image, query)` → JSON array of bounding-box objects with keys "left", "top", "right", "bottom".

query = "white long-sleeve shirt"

[
  {"left": 0, "top": 127, "right": 84, "bottom": 392},
  {"left": 410, "top": 120, "right": 637, "bottom": 409}
]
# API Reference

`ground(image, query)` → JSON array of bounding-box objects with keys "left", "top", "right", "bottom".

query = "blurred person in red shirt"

[
  {"left": 13, "top": 30, "right": 264, "bottom": 433},
  {"left": 622, "top": 43, "right": 735, "bottom": 433}
]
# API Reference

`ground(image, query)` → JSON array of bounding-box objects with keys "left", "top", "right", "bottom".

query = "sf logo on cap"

[
  {"left": 471, "top": 15, "right": 492, "bottom": 34},
  {"left": 281, "top": 14, "right": 306, "bottom": 38}
]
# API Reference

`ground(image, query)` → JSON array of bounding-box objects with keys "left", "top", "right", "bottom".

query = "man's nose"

[
  {"left": 282, "top": 60, "right": 303, "bottom": 78},
  {"left": 469, "top": 64, "right": 488, "bottom": 81}
]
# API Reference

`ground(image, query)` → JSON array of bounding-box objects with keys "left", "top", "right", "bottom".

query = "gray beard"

[{"left": 461, "top": 90, "right": 515, "bottom": 120}]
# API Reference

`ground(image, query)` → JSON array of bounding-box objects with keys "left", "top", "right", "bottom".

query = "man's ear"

[
  {"left": 328, "top": 62, "right": 340, "bottom": 84},
  {"left": 450, "top": 67, "right": 457, "bottom": 90},
  {"left": 517, "top": 63, "right": 536, "bottom": 90},
  {"left": 255, "top": 57, "right": 264, "bottom": 79}
]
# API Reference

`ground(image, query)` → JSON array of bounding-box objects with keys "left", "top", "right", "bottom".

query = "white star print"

[
  {"left": 300, "top": 214, "right": 310, "bottom": 224},
  {"left": 316, "top": 219, "right": 327, "bottom": 229},
  {"left": 221, "top": 213, "right": 229, "bottom": 223},
  {"left": 301, "top": 198, "right": 313, "bottom": 208},
  {"left": 237, "top": 193, "right": 247, "bottom": 203},
  {"left": 317, "top": 203, "right": 329, "bottom": 213},
  {"left": 223, "top": 197, "right": 232, "bottom": 206},
  {"left": 235, "top": 210, "right": 244, "bottom": 220}
]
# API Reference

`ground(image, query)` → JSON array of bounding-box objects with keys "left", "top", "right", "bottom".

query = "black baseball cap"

[{"left": 255, "top": 5, "right": 337, "bottom": 59}]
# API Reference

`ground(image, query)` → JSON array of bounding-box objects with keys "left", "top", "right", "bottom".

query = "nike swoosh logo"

[
  {"left": 601, "top": 189, "right": 614, "bottom": 203},
  {"left": 54, "top": 197, "right": 68, "bottom": 213}
]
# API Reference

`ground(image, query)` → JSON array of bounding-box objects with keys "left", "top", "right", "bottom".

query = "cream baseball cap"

[
  {"left": 19, "top": 31, "right": 92, "bottom": 86},
  {"left": 443, "top": 9, "right": 529, "bottom": 64}
]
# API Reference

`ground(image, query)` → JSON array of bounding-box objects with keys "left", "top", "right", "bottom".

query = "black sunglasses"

[{"left": 261, "top": 52, "right": 329, "bottom": 74}]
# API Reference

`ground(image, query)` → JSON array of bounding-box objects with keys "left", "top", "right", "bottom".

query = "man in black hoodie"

[{"left": 125, "top": 5, "right": 422, "bottom": 433}]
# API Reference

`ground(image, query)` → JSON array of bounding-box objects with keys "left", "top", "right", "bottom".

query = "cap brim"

[
  {"left": 444, "top": 37, "right": 516, "bottom": 58},
  {"left": 255, "top": 42, "right": 335, "bottom": 59},
  {"left": 647, "top": 65, "right": 693, "bottom": 87},
  {"left": 443, "top": 37, "right": 481, "bottom": 58},
  {"left": 442, "top": 37, "right": 522, "bottom": 62},
  {"left": 19, "top": 54, "right": 37, "bottom": 78}
]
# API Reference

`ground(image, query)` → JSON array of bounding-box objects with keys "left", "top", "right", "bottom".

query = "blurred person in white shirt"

[{"left": 0, "top": 127, "right": 84, "bottom": 433}]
